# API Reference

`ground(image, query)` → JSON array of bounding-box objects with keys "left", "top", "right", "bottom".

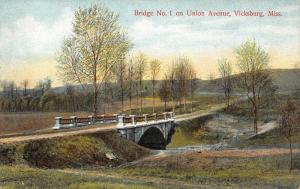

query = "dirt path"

[
  {"left": 131, "top": 148, "right": 300, "bottom": 168},
  {"left": 0, "top": 124, "right": 116, "bottom": 144},
  {"left": 58, "top": 169, "right": 201, "bottom": 188},
  {"left": 175, "top": 104, "right": 226, "bottom": 123}
]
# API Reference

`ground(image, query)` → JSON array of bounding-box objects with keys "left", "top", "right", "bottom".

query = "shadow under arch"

[{"left": 138, "top": 127, "right": 166, "bottom": 149}]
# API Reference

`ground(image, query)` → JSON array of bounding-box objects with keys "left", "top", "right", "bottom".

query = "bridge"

[
  {"left": 117, "top": 113, "right": 175, "bottom": 149},
  {"left": 53, "top": 112, "right": 175, "bottom": 149}
]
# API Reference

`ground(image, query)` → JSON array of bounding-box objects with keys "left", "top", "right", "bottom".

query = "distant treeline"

[{"left": 0, "top": 63, "right": 198, "bottom": 113}]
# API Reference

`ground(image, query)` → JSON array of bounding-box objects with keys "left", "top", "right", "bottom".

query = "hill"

[{"left": 196, "top": 68, "right": 300, "bottom": 94}]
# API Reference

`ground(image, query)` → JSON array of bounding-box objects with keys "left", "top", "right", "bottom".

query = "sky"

[{"left": 0, "top": 0, "right": 299, "bottom": 87}]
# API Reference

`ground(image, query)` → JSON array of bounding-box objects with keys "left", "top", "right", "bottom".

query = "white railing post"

[
  {"left": 153, "top": 113, "right": 157, "bottom": 122},
  {"left": 169, "top": 112, "right": 174, "bottom": 119},
  {"left": 53, "top": 117, "right": 62, "bottom": 129},
  {"left": 143, "top": 114, "right": 148, "bottom": 123},
  {"left": 88, "top": 115, "right": 94, "bottom": 125},
  {"left": 101, "top": 114, "right": 105, "bottom": 123},
  {"left": 70, "top": 116, "right": 77, "bottom": 127},
  {"left": 113, "top": 114, "right": 118, "bottom": 122},
  {"left": 117, "top": 115, "right": 125, "bottom": 128},
  {"left": 130, "top": 115, "right": 136, "bottom": 126},
  {"left": 163, "top": 112, "right": 167, "bottom": 120}
]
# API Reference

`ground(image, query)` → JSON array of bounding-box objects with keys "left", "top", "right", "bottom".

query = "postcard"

[{"left": 0, "top": 0, "right": 299, "bottom": 188}]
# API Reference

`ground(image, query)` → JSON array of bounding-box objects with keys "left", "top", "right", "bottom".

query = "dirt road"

[{"left": 0, "top": 124, "right": 116, "bottom": 144}]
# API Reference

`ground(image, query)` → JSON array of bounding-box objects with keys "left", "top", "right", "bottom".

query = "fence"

[
  {"left": 53, "top": 112, "right": 174, "bottom": 130},
  {"left": 53, "top": 114, "right": 118, "bottom": 129},
  {"left": 117, "top": 112, "right": 174, "bottom": 128}
]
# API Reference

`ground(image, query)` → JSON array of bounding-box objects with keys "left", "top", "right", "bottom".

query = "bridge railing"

[
  {"left": 117, "top": 112, "right": 174, "bottom": 128},
  {"left": 53, "top": 114, "right": 118, "bottom": 129},
  {"left": 54, "top": 112, "right": 174, "bottom": 129}
]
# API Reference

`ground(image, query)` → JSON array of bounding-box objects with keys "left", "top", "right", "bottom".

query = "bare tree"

[
  {"left": 236, "top": 39, "right": 272, "bottom": 134},
  {"left": 159, "top": 74, "right": 171, "bottom": 111},
  {"left": 167, "top": 65, "right": 176, "bottom": 113},
  {"left": 20, "top": 80, "right": 29, "bottom": 96},
  {"left": 188, "top": 65, "right": 197, "bottom": 112},
  {"left": 218, "top": 58, "right": 233, "bottom": 109},
  {"left": 113, "top": 58, "right": 128, "bottom": 113},
  {"left": 149, "top": 59, "right": 161, "bottom": 113},
  {"left": 173, "top": 57, "right": 190, "bottom": 112},
  {"left": 65, "top": 84, "right": 76, "bottom": 113},
  {"left": 127, "top": 58, "right": 135, "bottom": 115},
  {"left": 57, "top": 4, "right": 131, "bottom": 115},
  {"left": 134, "top": 53, "right": 147, "bottom": 113},
  {"left": 279, "top": 99, "right": 300, "bottom": 172}
]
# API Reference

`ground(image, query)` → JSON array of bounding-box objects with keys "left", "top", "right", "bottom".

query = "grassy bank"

[
  {"left": 1, "top": 150, "right": 299, "bottom": 189},
  {"left": 0, "top": 165, "right": 159, "bottom": 189},
  {"left": 114, "top": 151, "right": 300, "bottom": 189},
  {"left": 0, "top": 131, "right": 150, "bottom": 168}
]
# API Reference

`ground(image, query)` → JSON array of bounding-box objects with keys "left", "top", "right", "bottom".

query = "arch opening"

[{"left": 138, "top": 127, "right": 166, "bottom": 149}]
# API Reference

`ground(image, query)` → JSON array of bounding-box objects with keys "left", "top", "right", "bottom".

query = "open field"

[{"left": 0, "top": 95, "right": 223, "bottom": 135}]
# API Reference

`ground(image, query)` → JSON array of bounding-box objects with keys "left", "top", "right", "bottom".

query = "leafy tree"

[
  {"left": 57, "top": 4, "right": 131, "bottom": 115},
  {"left": 236, "top": 39, "right": 273, "bottom": 134}
]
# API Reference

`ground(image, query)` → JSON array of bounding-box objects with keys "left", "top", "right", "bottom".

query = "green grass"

[
  {"left": 2, "top": 153, "right": 300, "bottom": 189},
  {"left": 114, "top": 154, "right": 300, "bottom": 189},
  {"left": 0, "top": 165, "right": 159, "bottom": 189},
  {"left": 0, "top": 132, "right": 150, "bottom": 168},
  {"left": 124, "top": 95, "right": 224, "bottom": 115}
]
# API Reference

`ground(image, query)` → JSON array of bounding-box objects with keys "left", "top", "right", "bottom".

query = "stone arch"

[{"left": 138, "top": 127, "right": 166, "bottom": 149}]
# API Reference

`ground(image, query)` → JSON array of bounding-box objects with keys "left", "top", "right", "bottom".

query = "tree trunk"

[
  {"left": 129, "top": 82, "right": 132, "bottom": 115},
  {"left": 103, "top": 81, "right": 107, "bottom": 114},
  {"left": 289, "top": 138, "right": 293, "bottom": 172},
  {"left": 121, "top": 79, "right": 124, "bottom": 113},
  {"left": 164, "top": 100, "right": 167, "bottom": 112},
  {"left": 253, "top": 105, "right": 258, "bottom": 134},
  {"left": 129, "top": 95, "right": 132, "bottom": 115},
  {"left": 152, "top": 79, "right": 155, "bottom": 113},
  {"left": 139, "top": 79, "right": 142, "bottom": 113},
  {"left": 93, "top": 80, "right": 98, "bottom": 116}
]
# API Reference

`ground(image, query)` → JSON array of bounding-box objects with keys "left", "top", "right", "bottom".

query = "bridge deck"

[{"left": 0, "top": 123, "right": 116, "bottom": 144}]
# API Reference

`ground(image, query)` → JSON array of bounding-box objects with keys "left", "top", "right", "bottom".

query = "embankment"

[{"left": 0, "top": 131, "right": 150, "bottom": 168}]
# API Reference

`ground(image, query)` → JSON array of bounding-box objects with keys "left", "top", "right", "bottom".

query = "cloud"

[
  {"left": 129, "top": 19, "right": 234, "bottom": 54},
  {"left": 0, "top": 7, "right": 74, "bottom": 61},
  {"left": 280, "top": 4, "right": 300, "bottom": 13},
  {"left": 240, "top": 24, "right": 299, "bottom": 36}
]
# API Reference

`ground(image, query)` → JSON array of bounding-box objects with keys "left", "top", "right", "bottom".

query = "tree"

[
  {"left": 134, "top": 53, "right": 147, "bottom": 113},
  {"left": 65, "top": 84, "right": 76, "bottom": 113},
  {"left": 149, "top": 59, "right": 161, "bottom": 113},
  {"left": 21, "top": 80, "right": 29, "bottom": 96},
  {"left": 113, "top": 58, "right": 128, "bottom": 113},
  {"left": 57, "top": 4, "right": 131, "bottom": 115},
  {"left": 279, "top": 99, "right": 300, "bottom": 172},
  {"left": 236, "top": 39, "right": 272, "bottom": 134},
  {"left": 159, "top": 74, "right": 171, "bottom": 111},
  {"left": 168, "top": 65, "right": 176, "bottom": 112},
  {"left": 127, "top": 58, "right": 135, "bottom": 115},
  {"left": 187, "top": 65, "right": 197, "bottom": 112},
  {"left": 173, "top": 57, "right": 190, "bottom": 112},
  {"left": 218, "top": 58, "right": 233, "bottom": 109}
]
